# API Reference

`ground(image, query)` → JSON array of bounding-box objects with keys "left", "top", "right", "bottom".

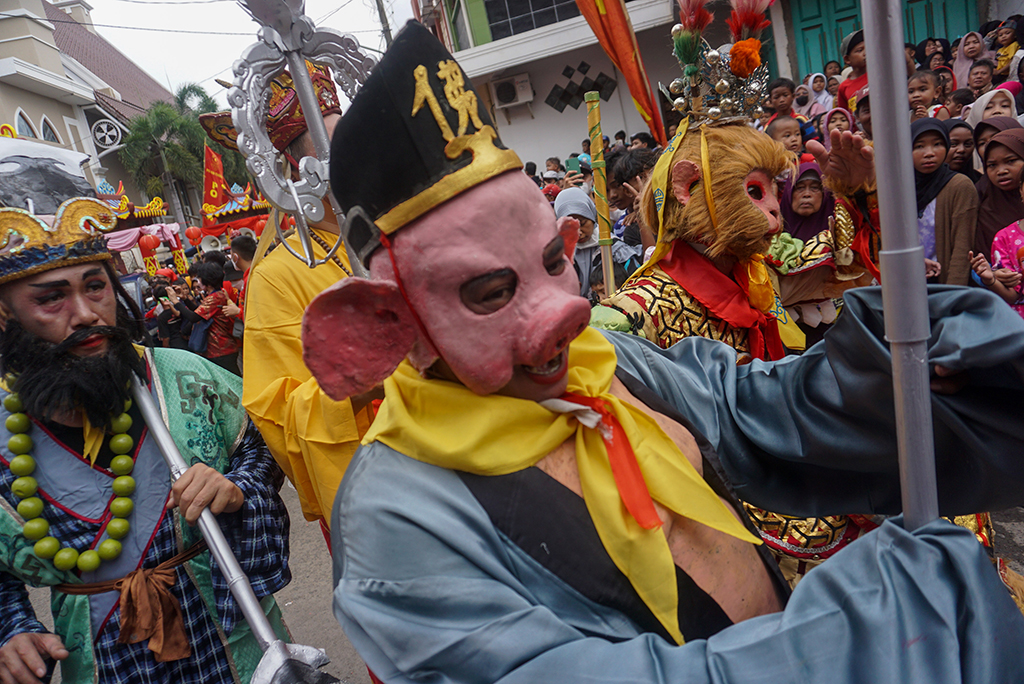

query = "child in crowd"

[
  {"left": 970, "top": 170, "right": 1024, "bottom": 319},
  {"left": 827, "top": 75, "right": 840, "bottom": 99},
  {"left": 995, "top": 20, "right": 1021, "bottom": 77},
  {"left": 588, "top": 261, "right": 629, "bottom": 304},
  {"left": 809, "top": 72, "right": 833, "bottom": 110},
  {"left": 824, "top": 59, "right": 842, "bottom": 77},
  {"left": 909, "top": 70, "right": 951, "bottom": 121},
  {"left": 965, "top": 88, "right": 1018, "bottom": 128},
  {"left": 766, "top": 78, "right": 804, "bottom": 124},
  {"left": 946, "top": 88, "right": 975, "bottom": 117},
  {"left": 910, "top": 118, "right": 977, "bottom": 285},
  {"left": 855, "top": 87, "right": 872, "bottom": 140},
  {"left": 837, "top": 30, "right": 868, "bottom": 113},
  {"left": 765, "top": 115, "right": 803, "bottom": 154},
  {"left": 822, "top": 108, "right": 857, "bottom": 144},
  {"left": 944, "top": 119, "right": 980, "bottom": 182}
]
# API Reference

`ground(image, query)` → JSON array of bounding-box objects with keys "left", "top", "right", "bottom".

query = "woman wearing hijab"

[
  {"left": 793, "top": 83, "right": 826, "bottom": 119},
  {"left": 780, "top": 160, "right": 835, "bottom": 242},
  {"left": 944, "top": 119, "right": 981, "bottom": 183},
  {"left": 976, "top": 128, "right": 1024, "bottom": 258},
  {"left": 953, "top": 31, "right": 996, "bottom": 88},
  {"left": 964, "top": 87, "right": 1019, "bottom": 129},
  {"left": 808, "top": 72, "right": 833, "bottom": 110},
  {"left": 971, "top": 115, "right": 1022, "bottom": 171},
  {"left": 911, "top": 118, "right": 977, "bottom": 285}
]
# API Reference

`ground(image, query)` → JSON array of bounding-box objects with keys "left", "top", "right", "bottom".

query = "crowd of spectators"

[{"left": 525, "top": 18, "right": 1024, "bottom": 318}]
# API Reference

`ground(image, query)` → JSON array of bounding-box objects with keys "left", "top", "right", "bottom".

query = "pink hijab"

[{"left": 953, "top": 31, "right": 996, "bottom": 88}]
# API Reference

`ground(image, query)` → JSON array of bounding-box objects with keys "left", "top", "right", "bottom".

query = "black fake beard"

[{"left": 0, "top": 320, "right": 144, "bottom": 430}]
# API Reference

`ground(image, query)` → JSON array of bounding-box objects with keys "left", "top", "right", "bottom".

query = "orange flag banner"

[
  {"left": 576, "top": 0, "right": 667, "bottom": 147},
  {"left": 202, "top": 146, "right": 233, "bottom": 228}
]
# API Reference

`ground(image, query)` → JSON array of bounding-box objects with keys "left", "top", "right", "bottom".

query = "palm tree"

[
  {"left": 118, "top": 100, "right": 203, "bottom": 226},
  {"left": 119, "top": 83, "right": 249, "bottom": 225}
]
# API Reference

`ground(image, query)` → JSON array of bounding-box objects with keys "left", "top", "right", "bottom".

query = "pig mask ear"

[
  {"left": 671, "top": 160, "right": 701, "bottom": 206},
  {"left": 557, "top": 216, "right": 580, "bottom": 260},
  {"left": 302, "top": 278, "right": 419, "bottom": 400}
]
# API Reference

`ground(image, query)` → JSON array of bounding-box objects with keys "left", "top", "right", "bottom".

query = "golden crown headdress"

[
  {"left": 662, "top": 0, "right": 772, "bottom": 124},
  {"left": 0, "top": 198, "right": 118, "bottom": 285}
]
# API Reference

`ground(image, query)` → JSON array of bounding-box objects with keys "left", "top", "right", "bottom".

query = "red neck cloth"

[{"left": 659, "top": 241, "right": 785, "bottom": 361}]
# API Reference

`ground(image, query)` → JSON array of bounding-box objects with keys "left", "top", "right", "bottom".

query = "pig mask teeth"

[{"left": 368, "top": 172, "right": 592, "bottom": 396}]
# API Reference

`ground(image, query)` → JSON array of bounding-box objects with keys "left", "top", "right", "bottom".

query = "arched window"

[
  {"left": 15, "top": 112, "right": 37, "bottom": 139},
  {"left": 41, "top": 118, "right": 61, "bottom": 144}
]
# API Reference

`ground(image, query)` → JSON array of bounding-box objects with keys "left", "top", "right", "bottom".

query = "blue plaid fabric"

[{"left": 0, "top": 421, "right": 290, "bottom": 683}]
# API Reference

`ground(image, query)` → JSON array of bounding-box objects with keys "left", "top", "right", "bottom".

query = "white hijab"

[
  {"left": 808, "top": 72, "right": 833, "bottom": 109},
  {"left": 965, "top": 88, "right": 1019, "bottom": 129}
]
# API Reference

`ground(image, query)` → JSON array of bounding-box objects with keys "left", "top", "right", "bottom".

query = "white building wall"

[{"left": 477, "top": 23, "right": 682, "bottom": 166}]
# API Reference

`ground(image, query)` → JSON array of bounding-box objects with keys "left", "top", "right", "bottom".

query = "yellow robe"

[{"left": 242, "top": 228, "right": 373, "bottom": 523}]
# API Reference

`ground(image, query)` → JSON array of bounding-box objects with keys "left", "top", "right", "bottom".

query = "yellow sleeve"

[{"left": 242, "top": 251, "right": 370, "bottom": 524}]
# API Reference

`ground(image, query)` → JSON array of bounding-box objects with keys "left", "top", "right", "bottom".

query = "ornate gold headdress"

[
  {"left": 662, "top": 0, "right": 772, "bottom": 124},
  {"left": 0, "top": 198, "right": 118, "bottom": 285}
]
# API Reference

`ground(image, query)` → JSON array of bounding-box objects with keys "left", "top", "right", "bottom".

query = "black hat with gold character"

[{"left": 330, "top": 21, "right": 522, "bottom": 266}]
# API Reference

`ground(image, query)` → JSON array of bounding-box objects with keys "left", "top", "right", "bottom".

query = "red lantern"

[
  {"left": 254, "top": 219, "right": 267, "bottom": 236},
  {"left": 138, "top": 234, "right": 162, "bottom": 252},
  {"left": 185, "top": 226, "right": 202, "bottom": 246}
]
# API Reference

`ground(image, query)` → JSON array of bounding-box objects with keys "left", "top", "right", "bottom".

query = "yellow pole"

[{"left": 585, "top": 91, "right": 616, "bottom": 293}]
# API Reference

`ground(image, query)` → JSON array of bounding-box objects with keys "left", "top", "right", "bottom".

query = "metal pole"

[
  {"left": 586, "top": 91, "right": 616, "bottom": 294},
  {"left": 861, "top": 0, "right": 938, "bottom": 530},
  {"left": 131, "top": 378, "right": 279, "bottom": 650}
]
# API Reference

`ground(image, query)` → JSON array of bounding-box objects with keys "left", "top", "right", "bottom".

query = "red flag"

[
  {"left": 576, "top": 0, "right": 667, "bottom": 147},
  {"left": 202, "top": 146, "right": 233, "bottom": 228}
]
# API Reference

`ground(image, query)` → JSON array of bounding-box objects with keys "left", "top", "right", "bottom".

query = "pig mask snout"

[{"left": 513, "top": 288, "right": 591, "bottom": 369}]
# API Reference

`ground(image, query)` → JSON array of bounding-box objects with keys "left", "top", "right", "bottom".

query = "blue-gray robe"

[{"left": 331, "top": 286, "right": 1024, "bottom": 683}]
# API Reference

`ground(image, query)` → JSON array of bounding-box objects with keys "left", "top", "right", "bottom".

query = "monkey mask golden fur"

[{"left": 640, "top": 124, "right": 793, "bottom": 262}]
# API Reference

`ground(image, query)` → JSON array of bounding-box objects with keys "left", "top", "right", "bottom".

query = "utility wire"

[{"left": 3, "top": 12, "right": 384, "bottom": 35}]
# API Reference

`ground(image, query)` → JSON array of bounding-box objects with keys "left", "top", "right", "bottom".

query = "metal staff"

[
  {"left": 585, "top": 91, "right": 616, "bottom": 293},
  {"left": 861, "top": 0, "right": 938, "bottom": 530},
  {"left": 131, "top": 378, "right": 340, "bottom": 684},
  {"left": 229, "top": 0, "right": 377, "bottom": 275}
]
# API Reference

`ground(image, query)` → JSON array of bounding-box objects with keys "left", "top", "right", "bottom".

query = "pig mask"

[{"left": 303, "top": 170, "right": 591, "bottom": 400}]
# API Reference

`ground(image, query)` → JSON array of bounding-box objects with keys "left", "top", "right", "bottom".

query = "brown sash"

[{"left": 55, "top": 540, "right": 207, "bottom": 662}]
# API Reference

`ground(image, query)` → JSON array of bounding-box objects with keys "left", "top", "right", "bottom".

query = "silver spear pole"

[{"left": 860, "top": 0, "right": 938, "bottom": 530}]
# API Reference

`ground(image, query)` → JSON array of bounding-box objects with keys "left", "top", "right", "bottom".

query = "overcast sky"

[{"left": 86, "top": 0, "right": 415, "bottom": 107}]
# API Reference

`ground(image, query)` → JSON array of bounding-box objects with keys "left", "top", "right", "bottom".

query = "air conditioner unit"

[{"left": 490, "top": 73, "right": 533, "bottom": 109}]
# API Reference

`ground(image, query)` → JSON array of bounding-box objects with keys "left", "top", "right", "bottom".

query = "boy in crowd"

[
  {"left": 909, "top": 70, "right": 950, "bottom": 121},
  {"left": 946, "top": 89, "right": 975, "bottom": 118},
  {"left": 855, "top": 86, "right": 872, "bottom": 140},
  {"left": 825, "top": 59, "right": 842, "bottom": 77},
  {"left": 837, "top": 30, "right": 868, "bottom": 113},
  {"left": 629, "top": 132, "right": 656, "bottom": 150},
  {"left": 766, "top": 78, "right": 805, "bottom": 124},
  {"left": 969, "top": 59, "right": 996, "bottom": 96},
  {"left": 765, "top": 115, "right": 803, "bottom": 155}
]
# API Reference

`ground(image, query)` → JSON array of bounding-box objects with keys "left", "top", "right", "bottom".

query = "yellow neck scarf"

[{"left": 364, "top": 326, "right": 758, "bottom": 643}]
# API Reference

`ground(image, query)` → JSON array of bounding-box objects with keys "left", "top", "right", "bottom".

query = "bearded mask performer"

[
  {"left": 298, "top": 22, "right": 1024, "bottom": 683},
  {"left": 0, "top": 199, "right": 291, "bottom": 684}
]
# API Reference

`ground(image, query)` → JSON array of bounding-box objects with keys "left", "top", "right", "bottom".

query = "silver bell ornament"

[
  {"left": 708, "top": 107, "right": 722, "bottom": 120},
  {"left": 715, "top": 79, "right": 730, "bottom": 95},
  {"left": 719, "top": 98, "right": 734, "bottom": 111},
  {"left": 671, "top": 24, "right": 683, "bottom": 38},
  {"left": 754, "top": 106, "right": 764, "bottom": 117},
  {"left": 673, "top": 97, "right": 688, "bottom": 112},
  {"left": 706, "top": 50, "right": 721, "bottom": 66},
  {"left": 669, "top": 78, "right": 686, "bottom": 95}
]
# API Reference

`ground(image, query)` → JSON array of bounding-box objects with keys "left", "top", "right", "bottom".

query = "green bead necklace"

[{"left": 3, "top": 393, "right": 137, "bottom": 573}]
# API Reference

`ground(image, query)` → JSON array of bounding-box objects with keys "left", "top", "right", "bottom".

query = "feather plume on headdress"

[
  {"left": 725, "top": 0, "right": 772, "bottom": 42},
  {"left": 726, "top": 0, "right": 771, "bottom": 78},
  {"left": 674, "top": 0, "right": 714, "bottom": 76}
]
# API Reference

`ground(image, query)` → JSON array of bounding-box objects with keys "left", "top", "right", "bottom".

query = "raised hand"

[{"left": 807, "top": 129, "right": 875, "bottom": 191}]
